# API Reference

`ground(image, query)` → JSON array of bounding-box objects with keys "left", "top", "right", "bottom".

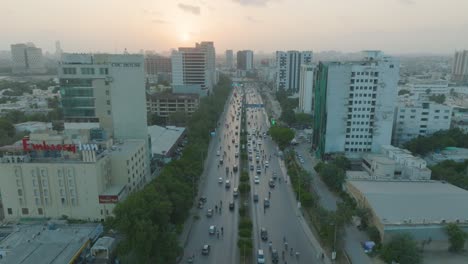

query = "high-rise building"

[
  {"left": 298, "top": 64, "right": 315, "bottom": 114},
  {"left": 392, "top": 99, "right": 452, "bottom": 146},
  {"left": 276, "top": 51, "right": 312, "bottom": 93},
  {"left": 226, "top": 50, "right": 234, "bottom": 69},
  {"left": 313, "top": 51, "right": 399, "bottom": 158},
  {"left": 172, "top": 42, "right": 217, "bottom": 95},
  {"left": 55, "top": 41, "right": 63, "bottom": 59},
  {"left": 144, "top": 54, "right": 171, "bottom": 75},
  {"left": 58, "top": 53, "right": 148, "bottom": 142},
  {"left": 452, "top": 50, "right": 468, "bottom": 83},
  {"left": 237, "top": 50, "right": 254, "bottom": 71},
  {"left": 11, "top": 43, "right": 46, "bottom": 74}
]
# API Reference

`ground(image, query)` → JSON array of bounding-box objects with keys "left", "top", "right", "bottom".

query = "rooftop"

[
  {"left": 148, "top": 125, "right": 185, "bottom": 156},
  {"left": 348, "top": 180, "right": 468, "bottom": 225},
  {"left": 0, "top": 223, "right": 101, "bottom": 264},
  {"left": 148, "top": 92, "right": 199, "bottom": 100}
]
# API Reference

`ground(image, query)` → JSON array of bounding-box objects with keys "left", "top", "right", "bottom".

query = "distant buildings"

[
  {"left": 225, "top": 49, "right": 234, "bottom": 69},
  {"left": 392, "top": 99, "right": 452, "bottom": 146},
  {"left": 237, "top": 50, "right": 254, "bottom": 71},
  {"left": 298, "top": 64, "right": 315, "bottom": 114},
  {"left": 172, "top": 41, "right": 217, "bottom": 96},
  {"left": 276, "top": 51, "right": 312, "bottom": 93},
  {"left": 146, "top": 92, "right": 199, "bottom": 118},
  {"left": 10, "top": 43, "right": 46, "bottom": 74},
  {"left": 58, "top": 53, "right": 148, "bottom": 142},
  {"left": 144, "top": 54, "right": 171, "bottom": 83},
  {"left": 313, "top": 51, "right": 399, "bottom": 158},
  {"left": 451, "top": 50, "right": 468, "bottom": 83}
]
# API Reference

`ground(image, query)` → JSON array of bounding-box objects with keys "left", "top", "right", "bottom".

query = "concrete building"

[
  {"left": 10, "top": 43, "right": 46, "bottom": 74},
  {"left": 237, "top": 50, "right": 254, "bottom": 71},
  {"left": 0, "top": 223, "right": 102, "bottom": 264},
  {"left": 0, "top": 129, "right": 148, "bottom": 221},
  {"left": 146, "top": 92, "right": 199, "bottom": 118},
  {"left": 452, "top": 50, "right": 468, "bottom": 83},
  {"left": 276, "top": 51, "right": 313, "bottom": 93},
  {"left": 172, "top": 42, "right": 217, "bottom": 95},
  {"left": 225, "top": 49, "right": 234, "bottom": 69},
  {"left": 14, "top": 122, "right": 52, "bottom": 133},
  {"left": 298, "top": 64, "right": 315, "bottom": 114},
  {"left": 147, "top": 125, "right": 186, "bottom": 163},
  {"left": 407, "top": 80, "right": 449, "bottom": 100},
  {"left": 392, "top": 98, "right": 452, "bottom": 146},
  {"left": 144, "top": 54, "right": 171, "bottom": 84},
  {"left": 347, "top": 145, "right": 431, "bottom": 181},
  {"left": 313, "top": 51, "right": 399, "bottom": 158},
  {"left": 346, "top": 180, "right": 468, "bottom": 246},
  {"left": 58, "top": 53, "right": 148, "bottom": 143}
]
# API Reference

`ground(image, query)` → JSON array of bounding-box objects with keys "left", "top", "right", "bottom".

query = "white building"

[
  {"left": 392, "top": 98, "right": 452, "bottom": 146},
  {"left": 276, "top": 51, "right": 313, "bottom": 93},
  {"left": 313, "top": 51, "right": 399, "bottom": 158},
  {"left": 298, "top": 64, "right": 315, "bottom": 114},
  {"left": 172, "top": 42, "right": 217, "bottom": 95},
  {"left": 406, "top": 80, "right": 449, "bottom": 101},
  {"left": 225, "top": 49, "right": 234, "bottom": 69},
  {"left": 11, "top": 43, "right": 46, "bottom": 74},
  {"left": 0, "top": 129, "right": 147, "bottom": 221},
  {"left": 58, "top": 53, "right": 148, "bottom": 143},
  {"left": 347, "top": 145, "right": 431, "bottom": 181}
]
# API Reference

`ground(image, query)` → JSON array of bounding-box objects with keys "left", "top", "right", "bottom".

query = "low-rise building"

[
  {"left": 147, "top": 125, "right": 186, "bottom": 163},
  {"left": 146, "top": 92, "right": 199, "bottom": 118},
  {"left": 14, "top": 122, "right": 52, "bottom": 133},
  {"left": 347, "top": 145, "right": 431, "bottom": 181},
  {"left": 393, "top": 98, "right": 452, "bottom": 146},
  {"left": 0, "top": 128, "right": 148, "bottom": 221},
  {"left": 346, "top": 180, "right": 468, "bottom": 247}
]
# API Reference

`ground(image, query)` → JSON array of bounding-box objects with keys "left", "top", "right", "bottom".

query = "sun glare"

[{"left": 181, "top": 33, "right": 190, "bottom": 42}]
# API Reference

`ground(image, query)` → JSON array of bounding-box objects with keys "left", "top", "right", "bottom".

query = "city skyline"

[{"left": 2, "top": 0, "right": 468, "bottom": 54}]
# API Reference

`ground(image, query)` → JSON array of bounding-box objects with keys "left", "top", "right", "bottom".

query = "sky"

[{"left": 2, "top": 0, "right": 468, "bottom": 55}]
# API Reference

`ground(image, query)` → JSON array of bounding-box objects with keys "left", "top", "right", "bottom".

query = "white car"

[
  {"left": 209, "top": 225, "right": 216, "bottom": 235},
  {"left": 265, "top": 161, "right": 269, "bottom": 167},
  {"left": 218, "top": 177, "right": 223, "bottom": 184},
  {"left": 254, "top": 176, "right": 260, "bottom": 184},
  {"left": 216, "top": 150, "right": 220, "bottom": 156},
  {"left": 257, "top": 249, "right": 265, "bottom": 264}
]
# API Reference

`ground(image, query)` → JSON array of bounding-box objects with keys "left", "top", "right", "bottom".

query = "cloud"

[
  {"left": 178, "top": 3, "right": 201, "bottom": 15},
  {"left": 246, "top": 16, "right": 261, "bottom": 23},
  {"left": 232, "top": 0, "right": 272, "bottom": 6},
  {"left": 151, "top": 19, "right": 167, "bottom": 24},
  {"left": 398, "top": 0, "right": 415, "bottom": 4}
]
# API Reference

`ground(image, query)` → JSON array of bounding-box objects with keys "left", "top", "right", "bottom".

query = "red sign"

[
  {"left": 98, "top": 195, "right": 119, "bottom": 204},
  {"left": 22, "top": 137, "right": 77, "bottom": 153}
]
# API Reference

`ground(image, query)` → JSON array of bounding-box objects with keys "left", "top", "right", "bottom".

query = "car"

[
  {"left": 218, "top": 177, "right": 223, "bottom": 184},
  {"left": 233, "top": 187, "right": 239, "bottom": 197},
  {"left": 225, "top": 180, "right": 231, "bottom": 189},
  {"left": 265, "top": 161, "right": 269, "bottom": 167},
  {"left": 254, "top": 176, "right": 260, "bottom": 184},
  {"left": 260, "top": 228, "right": 268, "bottom": 241},
  {"left": 198, "top": 201, "right": 204, "bottom": 209},
  {"left": 269, "top": 179, "right": 275, "bottom": 188},
  {"left": 219, "top": 158, "right": 223, "bottom": 164},
  {"left": 272, "top": 172, "right": 278, "bottom": 180},
  {"left": 249, "top": 155, "right": 253, "bottom": 161},
  {"left": 206, "top": 208, "right": 213, "bottom": 217},
  {"left": 229, "top": 201, "right": 235, "bottom": 211},
  {"left": 264, "top": 198, "right": 270, "bottom": 208},
  {"left": 250, "top": 165, "right": 254, "bottom": 171},
  {"left": 253, "top": 193, "right": 259, "bottom": 202},
  {"left": 233, "top": 165, "right": 238, "bottom": 172},
  {"left": 209, "top": 225, "right": 216, "bottom": 235},
  {"left": 199, "top": 197, "right": 207, "bottom": 203},
  {"left": 202, "top": 244, "right": 211, "bottom": 255},
  {"left": 257, "top": 249, "right": 265, "bottom": 264},
  {"left": 271, "top": 249, "right": 279, "bottom": 263},
  {"left": 300, "top": 158, "right": 304, "bottom": 164},
  {"left": 235, "top": 151, "right": 239, "bottom": 158},
  {"left": 256, "top": 167, "right": 261, "bottom": 175}
]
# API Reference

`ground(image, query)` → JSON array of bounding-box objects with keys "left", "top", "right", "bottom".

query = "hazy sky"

[{"left": 2, "top": 0, "right": 468, "bottom": 54}]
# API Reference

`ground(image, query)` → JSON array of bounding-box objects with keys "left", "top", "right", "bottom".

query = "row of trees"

[
  {"left": 430, "top": 160, "right": 468, "bottom": 190},
  {"left": 268, "top": 126, "right": 295, "bottom": 150},
  {"left": 313, "top": 156, "right": 350, "bottom": 193},
  {"left": 403, "top": 128, "right": 468, "bottom": 155},
  {"left": 106, "top": 75, "right": 232, "bottom": 263}
]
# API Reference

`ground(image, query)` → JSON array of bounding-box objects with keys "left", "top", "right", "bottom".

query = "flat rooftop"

[
  {"left": 348, "top": 180, "right": 468, "bottom": 225},
  {"left": 148, "top": 125, "right": 185, "bottom": 156},
  {"left": 0, "top": 223, "right": 101, "bottom": 264}
]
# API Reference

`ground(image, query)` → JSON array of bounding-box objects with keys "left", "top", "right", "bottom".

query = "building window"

[
  {"left": 99, "top": 68, "right": 109, "bottom": 75},
  {"left": 444, "top": 116, "right": 449, "bottom": 119},
  {"left": 434, "top": 116, "right": 439, "bottom": 119},
  {"left": 34, "top": 189, "right": 38, "bottom": 196},
  {"left": 35, "top": 198, "right": 40, "bottom": 206},
  {"left": 38, "top": 208, "right": 43, "bottom": 215},
  {"left": 7, "top": 208, "right": 12, "bottom": 215},
  {"left": 18, "top": 189, "right": 23, "bottom": 196},
  {"left": 22, "top": 208, "right": 29, "bottom": 215},
  {"left": 80, "top": 67, "right": 95, "bottom": 75},
  {"left": 61, "top": 198, "right": 66, "bottom": 205},
  {"left": 63, "top": 67, "right": 77, "bottom": 75}
]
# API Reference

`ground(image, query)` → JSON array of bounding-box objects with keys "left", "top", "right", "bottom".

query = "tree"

[
  {"left": 168, "top": 111, "right": 188, "bottom": 126},
  {"left": 428, "top": 94, "right": 446, "bottom": 104},
  {"left": 398, "top": 89, "right": 411, "bottom": 96},
  {"left": 295, "top": 113, "right": 313, "bottom": 127},
  {"left": 319, "top": 163, "right": 345, "bottom": 192},
  {"left": 280, "top": 108, "right": 296, "bottom": 125},
  {"left": 446, "top": 223, "right": 466, "bottom": 252},
  {"left": 269, "top": 126, "right": 295, "bottom": 150},
  {"left": 381, "top": 233, "right": 422, "bottom": 264},
  {"left": 333, "top": 155, "right": 351, "bottom": 170},
  {"left": 0, "top": 118, "right": 15, "bottom": 137},
  {"left": 148, "top": 113, "right": 166, "bottom": 126}
]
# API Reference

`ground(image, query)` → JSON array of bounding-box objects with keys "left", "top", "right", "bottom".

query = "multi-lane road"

[{"left": 181, "top": 82, "right": 328, "bottom": 264}]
